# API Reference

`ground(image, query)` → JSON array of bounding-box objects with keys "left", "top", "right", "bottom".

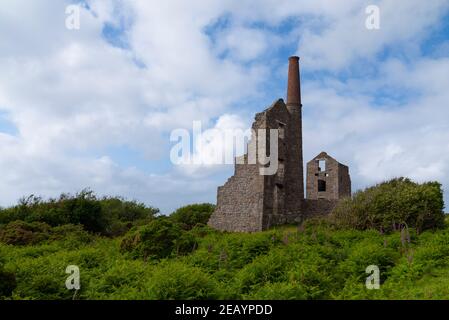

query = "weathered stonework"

[
  {"left": 306, "top": 152, "right": 351, "bottom": 201},
  {"left": 208, "top": 57, "right": 351, "bottom": 232},
  {"left": 209, "top": 98, "right": 303, "bottom": 232}
]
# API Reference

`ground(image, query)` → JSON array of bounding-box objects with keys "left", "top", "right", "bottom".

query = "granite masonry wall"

[
  {"left": 208, "top": 57, "right": 351, "bottom": 233},
  {"left": 306, "top": 152, "right": 351, "bottom": 201}
]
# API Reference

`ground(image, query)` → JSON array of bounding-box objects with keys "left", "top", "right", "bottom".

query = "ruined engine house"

[{"left": 208, "top": 57, "right": 351, "bottom": 232}]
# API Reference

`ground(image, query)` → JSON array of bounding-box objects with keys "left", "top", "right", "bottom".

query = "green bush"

[
  {"left": 0, "top": 222, "right": 93, "bottom": 247},
  {"left": 85, "top": 259, "right": 148, "bottom": 299},
  {"left": 331, "top": 178, "right": 445, "bottom": 232},
  {"left": 174, "top": 231, "right": 198, "bottom": 256},
  {"left": 0, "top": 265, "right": 16, "bottom": 298},
  {"left": 49, "top": 224, "right": 93, "bottom": 248},
  {"left": 170, "top": 203, "right": 215, "bottom": 230},
  {"left": 100, "top": 197, "right": 158, "bottom": 236},
  {"left": 120, "top": 218, "right": 182, "bottom": 259},
  {"left": 338, "top": 240, "right": 399, "bottom": 281},
  {"left": 146, "top": 261, "right": 221, "bottom": 299},
  {"left": 0, "top": 190, "right": 159, "bottom": 236},
  {"left": 233, "top": 248, "right": 293, "bottom": 295},
  {"left": 287, "top": 246, "right": 337, "bottom": 299},
  {"left": 0, "top": 221, "right": 51, "bottom": 245},
  {"left": 0, "top": 191, "right": 106, "bottom": 233}
]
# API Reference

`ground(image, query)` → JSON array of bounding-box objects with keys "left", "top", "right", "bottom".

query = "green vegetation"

[
  {"left": 170, "top": 203, "right": 215, "bottom": 230},
  {"left": 0, "top": 178, "right": 447, "bottom": 300},
  {"left": 331, "top": 178, "right": 445, "bottom": 232},
  {"left": 0, "top": 189, "right": 159, "bottom": 237}
]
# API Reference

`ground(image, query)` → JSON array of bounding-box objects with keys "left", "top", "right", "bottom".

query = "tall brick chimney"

[
  {"left": 286, "top": 56, "right": 301, "bottom": 108},
  {"left": 285, "top": 55, "right": 305, "bottom": 211}
]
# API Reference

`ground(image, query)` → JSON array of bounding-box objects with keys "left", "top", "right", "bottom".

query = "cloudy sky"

[{"left": 0, "top": 0, "right": 448, "bottom": 213}]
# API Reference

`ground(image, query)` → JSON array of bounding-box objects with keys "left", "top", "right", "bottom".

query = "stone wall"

[
  {"left": 302, "top": 199, "right": 339, "bottom": 219},
  {"left": 207, "top": 56, "right": 352, "bottom": 233},
  {"left": 209, "top": 161, "right": 265, "bottom": 232},
  {"left": 306, "top": 152, "right": 351, "bottom": 200},
  {"left": 338, "top": 163, "right": 351, "bottom": 198},
  {"left": 208, "top": 98, "right": 305, "bottom": 232}
]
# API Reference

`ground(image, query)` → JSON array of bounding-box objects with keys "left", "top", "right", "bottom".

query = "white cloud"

[
  {"left": 0, "top": 0, "right": 448, "bottom": 212},
  {"left": 0, "top": 0, "right": 265, "bottom": 211},
  {"left": 213, "top": 26, "right": 278, "bottom": 62},
  {"left": 175, "top": 113, "right": 250, "bottom": 177},
  {"left": 302, "top": 56, "right": 449, "bottom": 202},
  {"left": 298, "top": 0, "right": 449, "bottom": 71}
]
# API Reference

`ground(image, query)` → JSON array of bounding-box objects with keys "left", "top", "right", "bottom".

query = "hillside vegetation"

[{"left": 0, "top": 178, "right": 447, "bottom": 300}]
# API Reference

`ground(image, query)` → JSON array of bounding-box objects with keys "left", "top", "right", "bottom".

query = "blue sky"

[{"left": 0, "top": 0, "right": 449, "bottom": 213}]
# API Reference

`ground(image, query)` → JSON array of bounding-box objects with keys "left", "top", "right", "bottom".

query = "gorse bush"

[
  {"left": 0, "top": 190, "right": 159, "bottom": 236},
  {"left": 120, "top": 203, "right": 215, "bottom": 260},
  {"left": 120, "top": 218, "right": 184, "bottom": 259},
  {"left": 0, "top": 221, "right": 51, "bottom": 245},
  {"left": 169, "top": 203, "right": 215, "bottom": 230},
  {"left": 0, "top": 191, "right": 106, "bottom": 233},
  {"left": 100, "top": 197, "right": 159, "bottom": 236},
  {"left": 331, "top": 178, "right": 445, "bottom": 232},
  {"left": 0, "top": 221, "right": 93, "bottom": 247}
]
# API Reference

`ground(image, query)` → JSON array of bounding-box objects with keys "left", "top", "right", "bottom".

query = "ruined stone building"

[
  {"left": 306, "top": 152, "right": 351, "bottom": 201},
  {"left": 208, "top": 57, "right": 351, "bottom": 232}
]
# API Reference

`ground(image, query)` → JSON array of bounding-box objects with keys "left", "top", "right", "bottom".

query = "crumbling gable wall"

[
  {"left": 210, "top": 160, "right": 265, "bottom": 232},
  {"left": 306, "top": 152, "right": 351, "bottom": 200},
  {"left": 260, "top": 99, "right": 298, "bottom": 229},
  {"left": 303, "top": 152, "right": 351, "bottom": 218},
  {"left": 338, "top": 163, "right": 351, "bottom": 198},
  {"left": 207, "top": 111, "right": 266, "bottom": 232},
  {"left": 208, "top": 99, "right": 299, "bottom": 232}
]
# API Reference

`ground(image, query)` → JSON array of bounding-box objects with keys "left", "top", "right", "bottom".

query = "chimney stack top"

[{"left": 286, "top": 56, "right": 301, "bottom": 107}]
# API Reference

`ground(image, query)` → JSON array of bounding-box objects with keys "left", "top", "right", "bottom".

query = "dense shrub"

[
  {"left": 174, "top": 231, "right": 198, "bottom": 256},
  {"left": 145, "top": 261, "right": 221, "bottom": 299},
  {"left": 0, "top": 191, "right": 106, "bottom": 233},
  {"left": 169, "top": 203, "right": 215, "bottom": 230},
  {"left": 331, "top": 178, "right": 445, "bottom": 232},
  {"left": 48, "top": 224, "right": 93, "bottom": 248},
  {"left": 0, "top": 221, "right": 51, "bottom": 245},
  {"left": 0, "top": 221, "right": 93, "bottom": 247},
  {"left": 100, "top": 197, "right": 158, "bottom": 236},
  {"left": 233, "top": 249, "right": 293, "bottom": 295},
  {"left": 185, "top": 230, "right": 281, "bottom": 275},
  {"left": 0, "top": 263, "right": 16, "bottom": 298},
  {"left": 338, "top": 240, "right": 399, "bottom": 280},
  {"left": 120, "top": 218, "right": 183, "bottom": 259},
  {"left": 85, "top": 260, "right": 148, "bottom": 299},
  {"left": 0, "top": 190, "right": 159, "bottom": 236}
]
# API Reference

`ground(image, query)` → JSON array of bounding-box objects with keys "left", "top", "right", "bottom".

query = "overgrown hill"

[
  {"left": 2, "top": 220, "right": 449, "bottom": 299},
  {"left": 0, "top": 178, "right": 447, "bottom": 300}
]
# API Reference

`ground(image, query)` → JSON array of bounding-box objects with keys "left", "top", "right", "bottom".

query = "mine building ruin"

[
  {"left": 306, "top": 152, "right": 351, "bottom": 201},
  {"left": 208, "top": 56, "right": 351, "bottom": 232}
]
